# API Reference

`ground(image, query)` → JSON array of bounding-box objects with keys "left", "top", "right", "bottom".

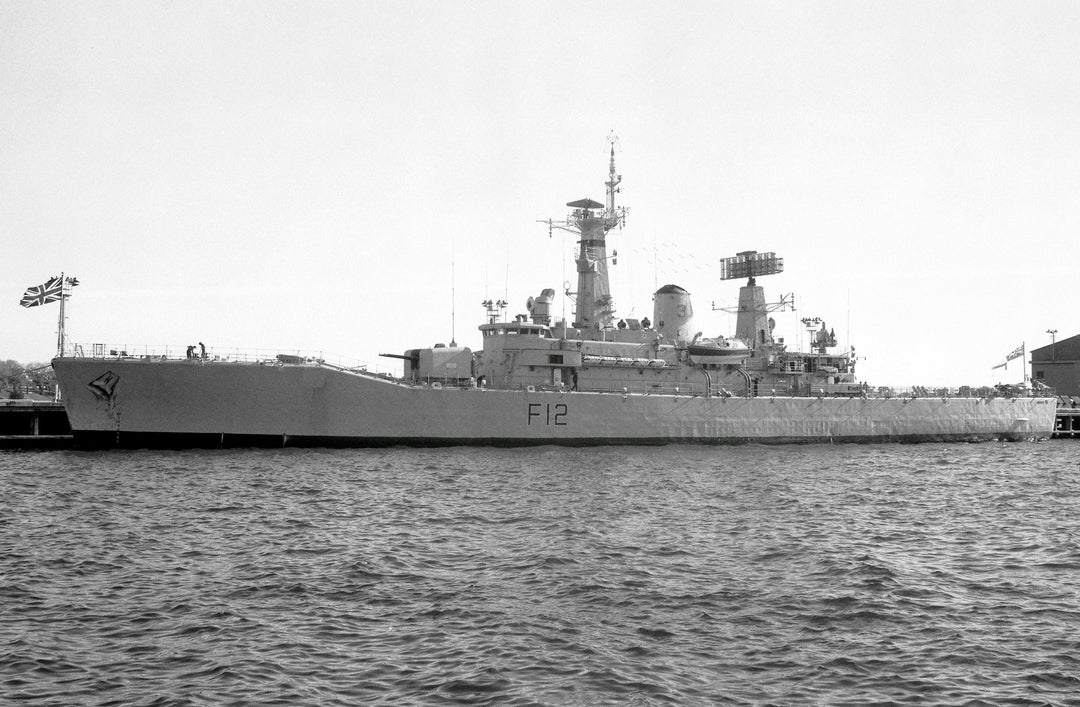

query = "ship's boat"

[
  {"left": 50, "top": 142, "right": 1057, "bottom": 448},
  {"left": 687, "top": 335, "right": 749, "bottom": 363}
]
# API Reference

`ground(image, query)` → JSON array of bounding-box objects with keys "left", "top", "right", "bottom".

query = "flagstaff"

[
  {"left": 57, "top": 271, "right": 65, "bottom": 357},
  {"left": 17, "top": 273, "right": 78, "bottom": 401},
  {"left": 991, "top": 342, "right": 1026, "bottom": 384}
]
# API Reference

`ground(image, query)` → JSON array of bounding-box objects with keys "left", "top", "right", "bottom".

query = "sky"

[{"left": 2, "top": 1, "right": 1078, "bottom": 386}]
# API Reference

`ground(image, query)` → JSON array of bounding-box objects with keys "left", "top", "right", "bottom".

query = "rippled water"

[{"left": 2, "top": 442, "right": 1079, "bottom": 705}]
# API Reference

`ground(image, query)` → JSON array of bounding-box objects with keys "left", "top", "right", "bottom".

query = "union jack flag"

[
  {"left": 19, "top": 276, "right": 64, "bottom": 307},
  {"left": 992, "top": 343, "right": 1025, "bottom": 370}
]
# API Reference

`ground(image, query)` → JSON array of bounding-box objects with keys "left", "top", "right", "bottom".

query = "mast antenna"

[{"left": 450, "top": 236, "right": 457, "bottom": 347}]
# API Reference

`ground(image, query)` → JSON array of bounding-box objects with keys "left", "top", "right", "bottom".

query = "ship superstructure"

[
  {"left": 402, "top": 145, "right": 861, "bottom": 402},
  {"left": 51, "top": 142, "right": 1056, "bottom": 448}
]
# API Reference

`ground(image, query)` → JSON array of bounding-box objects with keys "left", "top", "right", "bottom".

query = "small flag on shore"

[
  {"left": 992, "top": 343, "right": 1025, "bottom": 370},
  {"left": 19, "top": 276, "right": 63, "bottom": 307}
]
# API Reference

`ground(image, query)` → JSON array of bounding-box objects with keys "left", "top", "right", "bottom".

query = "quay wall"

[{"left": 0, "top": 400, "right": 73, "bottom": 449}]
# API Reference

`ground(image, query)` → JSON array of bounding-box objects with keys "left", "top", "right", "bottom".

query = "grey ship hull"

[{"left": 52, "top": 357, "right": 1057, "bottom": 449}]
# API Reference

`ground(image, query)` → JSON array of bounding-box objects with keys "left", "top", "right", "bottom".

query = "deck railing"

[
  {"left": 863, "top": 384, "right": 1057, "bottom": 400},
  {"left": 59, "top": 343, "right": 1057, "bottom": 400},
  {"left": 521, "top": 382, "right": 1057, "bottom": 400},
  {"left": 63, "top": 343, "right": 402, "bottom": 377}
]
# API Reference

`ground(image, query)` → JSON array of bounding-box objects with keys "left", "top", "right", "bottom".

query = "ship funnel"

[
  {"left": 653, "top": 284, "right": 695, "bottom": 341},
  {"left": 527, "top": 288, "right": 556, "bottom": 325}
]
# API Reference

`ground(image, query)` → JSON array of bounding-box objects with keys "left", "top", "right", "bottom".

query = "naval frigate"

[{"left": 51, "top": 143, "right": 1056, "bottom": 448}]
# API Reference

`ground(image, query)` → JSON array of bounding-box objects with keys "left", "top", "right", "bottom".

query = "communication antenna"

[
  {"left": 450, "top": 235, "right": 457, "bottom": 346},
  {"left": 712, "top": 292, "right": 795, "bottom": 314},
  {"left": 607, "top": 130, "right": 621, "bottom": 155},
  {"left": 653, "top": 230, "right": 660, "bottom": 293}
]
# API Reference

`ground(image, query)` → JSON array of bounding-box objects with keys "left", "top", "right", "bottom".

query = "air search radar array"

[{"left": 719, "top": 251, "right": 784, "bottom": 281}]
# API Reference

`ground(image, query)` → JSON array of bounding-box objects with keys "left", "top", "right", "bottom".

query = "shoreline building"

[{"left": 1031, "top": 334, "right": 1080, "bottom": 398}]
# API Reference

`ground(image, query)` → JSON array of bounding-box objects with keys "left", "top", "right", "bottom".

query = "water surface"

[{"left": 2, "top": 442, "right": 1079, "bottom": 705}]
